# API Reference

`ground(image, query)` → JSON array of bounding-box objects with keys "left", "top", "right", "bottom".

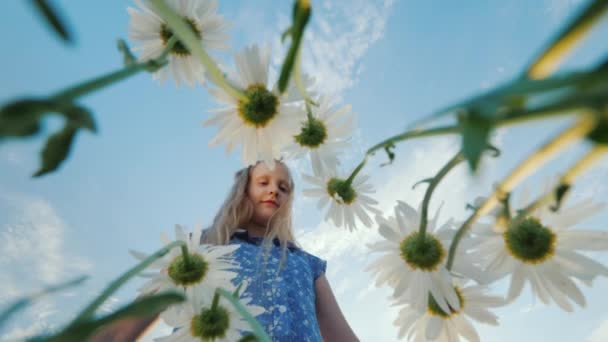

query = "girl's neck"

[{"left": 242, "top": 221, "right": 268, "bottom": 237}]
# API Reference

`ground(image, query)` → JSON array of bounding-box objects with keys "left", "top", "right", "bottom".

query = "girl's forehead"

[{"left": 251, "top": 163, "right": 290, "bottom": 180}]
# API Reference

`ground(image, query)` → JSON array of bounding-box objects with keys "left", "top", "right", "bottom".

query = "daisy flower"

[
  {"left": 470, "top": 192, "right": 608, "bottom": 312},
  {"left": 283, "top": 95, "right": 355, "bottom": 176},
  {"left": 204, "top": 44, "right": 305, "bottom": 168},
  {"left": 366, "top": 201, "right": 485, "bottom": 314},
  {"left": 156, "top": 286, "right": 265, "bottom": 342},
  {"left": 394, "top": 284, "right": 503, "bottom": 342},
  {"left": 128, "top": 0, "right": 229, "bottom": 85},
  {"left": 130, "top": 224, "right": 239, "bottom": 299},
  {"left": 302, "top": 171, "right": 380, "bottom": 231}
]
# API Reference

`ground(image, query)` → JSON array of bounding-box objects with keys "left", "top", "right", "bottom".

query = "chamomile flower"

[
  {"left": 283, "top": 95, "right": 355, "bottom": 176},
  {"left": 156, "top": 286, "right": 265, "bottom": 342},
  {"left": 129, "top": 224, "right": 239, "bottom": 299},
  {"left": 470, "top": 193, "right": 608, "bottom": 311},
  {"left": 128, "top": 0, "right": 229, "bottom": 85},
  {"left": 366, "top": 201, "right": 484, "bottom": 314},
  {"left": 394, "top": 285, "right": 503, "bottom": 342},
  {"left": 204, "top": 44, "right": 305, "bottom": 168},
  {"left": 302, "top": 171, "right": 380, "bottom": 231}
]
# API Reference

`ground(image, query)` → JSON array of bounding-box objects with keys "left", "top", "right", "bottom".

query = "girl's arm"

[
  {"left": 315, "top": 274, "right": 359, "bottom": 342},
  {"left": 89, "top": 290, "right": 160, "bottom": 342}
]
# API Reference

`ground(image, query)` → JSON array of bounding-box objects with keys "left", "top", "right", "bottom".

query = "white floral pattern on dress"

[{"left": 229, "top": 229, "right": 326, "bottom": 341}]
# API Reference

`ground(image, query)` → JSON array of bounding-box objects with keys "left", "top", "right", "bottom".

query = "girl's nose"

[{"left": 268, "top": 188, "right": 278, "bottom": 197}]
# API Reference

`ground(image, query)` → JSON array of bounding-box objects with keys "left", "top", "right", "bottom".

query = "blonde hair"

[{"left": 201, "top": 161, "right": 298, "bottom": 265}]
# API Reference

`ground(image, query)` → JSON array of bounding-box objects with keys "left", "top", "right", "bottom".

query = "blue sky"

[{"left": 1, "top": 0, "right": 608, "bottom": 341}]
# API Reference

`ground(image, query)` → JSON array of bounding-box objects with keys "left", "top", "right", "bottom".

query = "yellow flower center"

[
  {"left": 504, "top": 216, "right": 556, "bottom": 264},
  {"left": 167, "top": 252, "right": 208, "bottom": 286},
  {"left": 399, "top": 232, "right": 445, "bottom": 271},
  {"left": 238, "top": 84, "right": 279, "bottom": 127}
]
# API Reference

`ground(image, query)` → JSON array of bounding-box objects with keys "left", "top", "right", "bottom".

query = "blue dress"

[{"left": 229, "top": 229, "right": 327, "bottom": 342}]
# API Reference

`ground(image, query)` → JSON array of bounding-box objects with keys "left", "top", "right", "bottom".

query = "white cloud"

[
  {"left": 589, "top": 317, "right": 608, "bottom": 342},
  {"left": 0, "top": 193, "right": 93, "bottom": 340},
  {"left": 271, "top": 0, "right": 396, "bottom": 95}
]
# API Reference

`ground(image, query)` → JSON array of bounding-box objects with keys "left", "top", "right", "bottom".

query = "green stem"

[
  {"left": 149, "top": 0, "right": 247, "bottom": 101},
  {"left": 52, "top": 64, "right": 145, "bottom": 102},
  {"left": 180, "top": 244, "right": 190, "bottom": 267},
  {"left": 405, "top": 62, "right": 608, "bottom": 131},
  {"left": 525, "top": 0, "right": 608, "bottom": 79},
  {"left": 71, "top": 240, "right": 186, "bottom": 323},
  {"left": 51, "top": 37, "right": 177, "bottom": 103},
  {"left": 305, "top": 101, "right": 314, "bottom": 122},
  {"left": 365, "top": 85, "right": 608, "bottom": 164},
  {"left": 294, "top": 48, "right": 315, "bottom": 105},
  {"left": 211, "top": 289, "right": 221, "bottom": 311},
  {"left": 419, "top": 152, "right": 465, "bottom": 236},
  {"left": 345, "top": 156, "right": 368, "bottom": 185},
  {"left": 445, "top": 113, "right": 596, "bottom": 270},
  {"left": 366, "top": 125, "right": 461, "bottom": 157}
]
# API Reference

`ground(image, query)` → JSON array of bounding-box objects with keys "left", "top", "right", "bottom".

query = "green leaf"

[
  {"left": 277, "top": 1, "right": 311, "bottom": 93},
  {"left": 98, "top": 292, "right": 184, "bottom": 324},
  {"left": 37, "top": 292, "right": 185, "bottom": 342},
  {"left": 64, "top": 105, "right": 97, "bottom": 132},
  {"left": 486, "top": 143, "right": 501, "bottom": 157},
  {"left": 281, "top": 27, "right": 293, "bottom": 43},
  {"left": 117, "top": 39, "right": 136, "bottom": 66},
  {"left": 0, "top": 276, "right": 87, "bottom": 331},
  {"left": 33, "top": 124, "right": 78, "bottom": 177},
  {"left": 30, "top": 0, "right": 73, "bottom": 43},
  {"left": 458, "top": 111, "right": 493, "bottom": 171},
  {"left": 0, "top": 98, "right": 49, "bottom": 137},
  {"left": 239, "top": 335, "right": 259, "bottom": 342},
  {"left": 411, "top": 178, "right": 433, "bottom": 190},
  {"left": 550, "top": 183, "right": 571, "bottom": 212}
]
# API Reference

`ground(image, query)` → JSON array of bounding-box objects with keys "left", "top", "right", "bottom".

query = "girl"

[
  {"left": 90, "top": 160, "right": 358, "bottom": 341},
  {"left": 201, "top": 160, "right": 359, "bottom": 341}
]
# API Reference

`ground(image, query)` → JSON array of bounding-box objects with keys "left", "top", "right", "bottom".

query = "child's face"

[{"left": 247, "top": 162, "right": 292, "bottom": 227}]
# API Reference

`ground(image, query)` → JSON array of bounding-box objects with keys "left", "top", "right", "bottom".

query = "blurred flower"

[
  {"left": 129, "top": 224, "right": 239, "bottom": 299},
  {"left": 156, "top": 286, "right": 264, "bottom": 342},
  {"left": 366, "top": 201, "right": 484, "bottom": 314},
  {"left": 283, "top": 95, "right": 355, "bottom": 176},
  {"left": 205, "top": 44, "right": 305, "bottom": 168},
  {"left": 470, "top": 193, "right": 608, "bottom": 311},
  {"left": 302, "top": 171, "right": 380, "bottom": 231},
  {"left": 393, "top": 284, "right": 503, "bottom": 342},
  {"left": 128, "top": 0, "right": 229, "bottom": 85}
]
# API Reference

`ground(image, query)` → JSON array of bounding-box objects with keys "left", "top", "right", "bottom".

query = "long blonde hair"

[{"left": 201, "top": 161, "right": 298, "bottom": 261}]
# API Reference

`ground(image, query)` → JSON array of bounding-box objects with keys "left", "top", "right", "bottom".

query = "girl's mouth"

[{"left": 262, "top": 200, "right": 278, "bottom": 207}]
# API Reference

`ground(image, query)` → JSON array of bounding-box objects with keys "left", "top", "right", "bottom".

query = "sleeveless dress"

[{"left": 229, "top": 229, "right": 327, "bottom": 342}]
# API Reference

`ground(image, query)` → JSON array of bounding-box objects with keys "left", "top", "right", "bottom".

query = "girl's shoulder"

[
  {"left": 293, "top": 247, "right": 327, "bottom": 281},
  {"left": 228, "top": 229, "right": 328, "bottom": 280}
]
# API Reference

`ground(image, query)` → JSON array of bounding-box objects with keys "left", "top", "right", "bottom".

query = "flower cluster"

[
  {"left": 130, "top": 225, "right": 264, "bottom": 341},
  {"left": 126, "top": 0, "right": 608, "bottom": 340},
  {"left": 128, "top": 0, "right": 379, "bottom": 232},
  {"left": 363, "top": 188, "right": 608, "bottom": 340}
]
